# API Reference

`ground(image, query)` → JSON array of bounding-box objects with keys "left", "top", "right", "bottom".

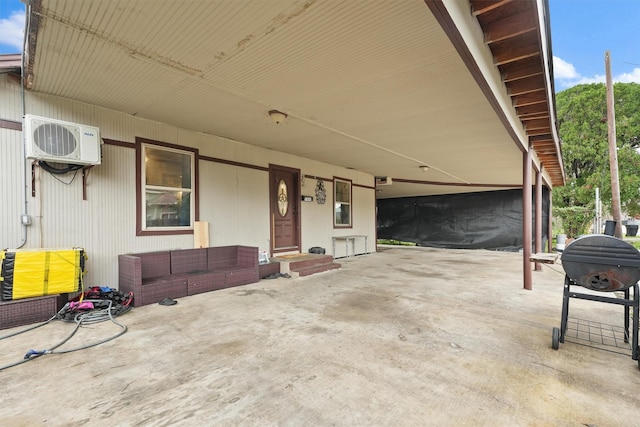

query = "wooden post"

[
  {"left": 605, "top": 51, "right": 623, "bottom": 238},
  {"left": 523, "top": 146, "right": 533, "bottom": 290}
]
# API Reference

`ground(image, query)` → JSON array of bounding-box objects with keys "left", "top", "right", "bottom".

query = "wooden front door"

[{"left": 270, "top": 165, "right": 300, "bottom": 253}]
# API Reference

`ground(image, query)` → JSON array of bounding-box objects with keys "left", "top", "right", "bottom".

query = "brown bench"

[
  {"left": 0, "top": 294, "right": 68, "bottom": 330},
  {"left": 118, "top": 246, "right": 259, "bottom": 307}
]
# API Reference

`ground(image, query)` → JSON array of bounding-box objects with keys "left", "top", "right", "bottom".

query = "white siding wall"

[
  {"left": 0, "top": 127, "right": 24, "bottom": 247},
  {"left": 300, "top": 178, "right": 376, "bottom": 258},
  {"left": 0, "top": 75, "right": 376, "bottom": 288},
  {"left": 204, "top": 162, "right": 270, "bottom": 249}
]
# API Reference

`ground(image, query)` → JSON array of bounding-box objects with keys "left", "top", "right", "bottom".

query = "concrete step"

[
  {"left": 290, "top": 261, "right": 341, "bottom": 278},
  {"left": 274, "top": 253, "right": 341, "bottom": 278},
  {"left": 287, "top": 254, "right": 335, "bottom": 271}
]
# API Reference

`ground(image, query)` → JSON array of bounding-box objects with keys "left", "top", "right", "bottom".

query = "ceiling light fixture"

[
  {"left": 419, "top": 165, "right": 429, "bottom": 172},
  {"left": 269, "top": 110, "right": 288, "bottom": 124}
]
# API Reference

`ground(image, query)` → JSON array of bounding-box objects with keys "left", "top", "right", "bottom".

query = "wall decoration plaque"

[{"left": 315, "top": 179, "right": 326, "bottom": 204}]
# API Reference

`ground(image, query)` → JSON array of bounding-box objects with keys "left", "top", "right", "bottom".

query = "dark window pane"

[
  {"left": 336, "top": 181, "right": 350, "bottom": 203},
  {"left": 145, "top": 190, "right": 191, "bottom": 227},
  {"left": 145, "top": 147, "right": 192, "bottom": 188},
  {"left": 335, "top": 203, "right": 351, "bottom": 226}
]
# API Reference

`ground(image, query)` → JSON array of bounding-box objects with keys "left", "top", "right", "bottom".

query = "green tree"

[{"left": 554, "top": 83, "right": 640, "bottom": 231}]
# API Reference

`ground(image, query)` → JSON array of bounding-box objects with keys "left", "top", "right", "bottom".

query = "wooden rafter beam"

[
  {"left": 512, "top": 92, "right": 546, "bottom": 107},
  {"left": 484, "top": 10, "right": 537, "bottom": 44},
  {"left": 532, "top": 145, "right": 556, "bottom": 152},
  {"left": 526, "top": 128, "right": 552, "bottom": 136},
  {"left": 524, "top": 118, "right": 551, "bottom": 131},
  {"left": 510, "top": 85, "right": 545, "bottom": 98},
  {"left": 521, "top": 113, "right": 550, "bottom": 122},
  {"left": 530, "top": 134, "right": 554, "bottom": 143},
  {"left": 507, "top": 74, "right": 546, "bottom": 96},
  {"left": 493, "top": 40, "right": 540, "bottom": 65},
  {"left": 500, "top": 56, "right": 543, "bottom": 82},
  {"left": 516, "top": 103, "right": 549, "bottom": 117},
  {"left": 471, "top": 0, "right": 513, "bottom": 16}
]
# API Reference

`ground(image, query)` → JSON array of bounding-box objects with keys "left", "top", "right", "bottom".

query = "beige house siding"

[
  {"left": 0, "top": 74, "right": 375, "bottom": 288},
  {"left": 0, "top": 127, "right": 24, "bottom": 246}
]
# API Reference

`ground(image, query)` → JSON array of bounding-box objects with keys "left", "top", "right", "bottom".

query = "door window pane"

[{"left": 277, "top": 179, "right": 289, "bottom": 217}]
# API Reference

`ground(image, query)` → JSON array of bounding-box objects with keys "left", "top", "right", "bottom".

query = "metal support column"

[
  {"left": 535, "top": 168, "right": 543, "bottom": 271},
  {"left": 523, "top": 146, "right": 533, "bottom": 290}
]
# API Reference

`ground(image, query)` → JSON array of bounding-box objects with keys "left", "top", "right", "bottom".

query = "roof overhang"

[
  {"left": 0, "top": 53, "right": 21, "bottom": 80},
  {"left": 469, "top": 0, "right": 564, "bottom": 186},
  {"left": 20, "top": 0, "right": 563, "bottom": 198}
]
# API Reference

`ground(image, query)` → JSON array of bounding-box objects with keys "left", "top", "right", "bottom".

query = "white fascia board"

[{"left": 535, "top": 0, "right": 562, "bottom": 158}]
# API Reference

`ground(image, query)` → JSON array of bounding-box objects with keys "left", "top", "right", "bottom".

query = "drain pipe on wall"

[{"left": 15, "top": 0, "right": 31, "bottom": 249}]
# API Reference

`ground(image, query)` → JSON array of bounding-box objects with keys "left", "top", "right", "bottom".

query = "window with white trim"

[
  {"left": 334, "top": 177, "right": 352, "bottom": 228},
  {"left": 140, "top": 143, "right": 195, "bottom": 232}
]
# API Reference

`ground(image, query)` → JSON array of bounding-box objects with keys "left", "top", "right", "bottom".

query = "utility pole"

[
  {"left": 605, "top": 51, "right": 622, "bottom": 238},
  {"left": 595, "top": 187, "right": 600, "bottom": 233}
]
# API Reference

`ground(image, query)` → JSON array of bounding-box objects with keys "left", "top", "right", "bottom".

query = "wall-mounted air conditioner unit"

[
  {"left": 375, "top": 176, "right": 392, "bottom": 186},
  {"left": 24, "top": 114, "right": 102, "bottom": 165}
]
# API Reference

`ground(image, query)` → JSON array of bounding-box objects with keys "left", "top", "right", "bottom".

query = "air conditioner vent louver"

[
  {"left": 24, "top": 114, "right": 102, "bottom": 165},
  {"left": 33, "top": 123, "right": 78, "bottom": 157}
]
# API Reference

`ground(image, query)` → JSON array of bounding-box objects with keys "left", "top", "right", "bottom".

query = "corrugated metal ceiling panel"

[{"left": 29, "top": 0, "right": 547, "bottom": 197}]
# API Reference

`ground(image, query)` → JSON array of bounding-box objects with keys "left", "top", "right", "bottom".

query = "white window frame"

[
  {"left": 333, "top": 177, "right": 353, "bottom": 228},
  {"left": 140, "top": 142, "right": 195, "bottom": 233}
]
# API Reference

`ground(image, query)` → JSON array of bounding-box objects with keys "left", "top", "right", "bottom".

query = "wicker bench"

[
  {"left": 118, "top": 246, "right": 259, "bottom": 307},
  {"left": 0, "top": 294, "right": 68, "bottom": 330}
]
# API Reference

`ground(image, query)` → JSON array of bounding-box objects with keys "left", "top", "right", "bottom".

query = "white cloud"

[
  {"left": 554, "top": 56, "right": 640, "bottom": 90},
  {"left": 0, "top": 10, "right": 25, "bottom": 51},
  {"left": 575, "top": 74, "right": 606, "bottom": 85},
  {"left": 616, "top": 68, "right": 640, "bottom": 83},
  {"left": 553, "top": 56, "right": 579, "bottom": 79}
]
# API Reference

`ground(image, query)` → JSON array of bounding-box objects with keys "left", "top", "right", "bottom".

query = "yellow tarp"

[{"left": 2, "top": 249, "right": 84, "bottom": 300}]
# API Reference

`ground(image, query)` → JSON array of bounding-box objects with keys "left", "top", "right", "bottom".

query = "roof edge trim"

[
  {"left": 535, "top": 0, "right": 565, "bottom": 184},
  {"left": 24, "top": 0, "right": 42, "bottom": 90}
]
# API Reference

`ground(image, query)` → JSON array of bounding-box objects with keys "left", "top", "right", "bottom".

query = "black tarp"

[{"left": 377, "top": 188, "right": 549, "bottom": 252}]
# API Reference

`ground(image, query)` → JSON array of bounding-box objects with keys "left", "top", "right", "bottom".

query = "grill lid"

[{"left": 562, "top": 234, "right": 640, "bottom": 292}]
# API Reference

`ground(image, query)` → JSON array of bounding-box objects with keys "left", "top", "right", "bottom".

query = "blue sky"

[
  {"left": 1, "top": 0, "right": 639, "bottom": 92},
  {"left": 549, "top": 0, "right": 640, "bottom": 89}
]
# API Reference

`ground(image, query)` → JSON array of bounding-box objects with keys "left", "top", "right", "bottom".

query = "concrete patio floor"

[{"left": 1, "top": 246, "right": 640, "bottom": 426}]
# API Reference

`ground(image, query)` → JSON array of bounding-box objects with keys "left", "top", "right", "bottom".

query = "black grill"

[{"left": 552, "top": 234, "right": 640, "bottom": 368}]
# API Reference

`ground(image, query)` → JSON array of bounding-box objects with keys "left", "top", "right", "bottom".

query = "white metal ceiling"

[{"left": 31, "top": 0, "right": 530, "bottom": 198}]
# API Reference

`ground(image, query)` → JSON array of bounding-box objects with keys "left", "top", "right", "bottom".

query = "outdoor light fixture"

[
  {"left": 419, "top": 165, "right": 429, "bottom": 172},
  {"left": 269, "top": 110, "right": 287, "bottom": 124}
]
